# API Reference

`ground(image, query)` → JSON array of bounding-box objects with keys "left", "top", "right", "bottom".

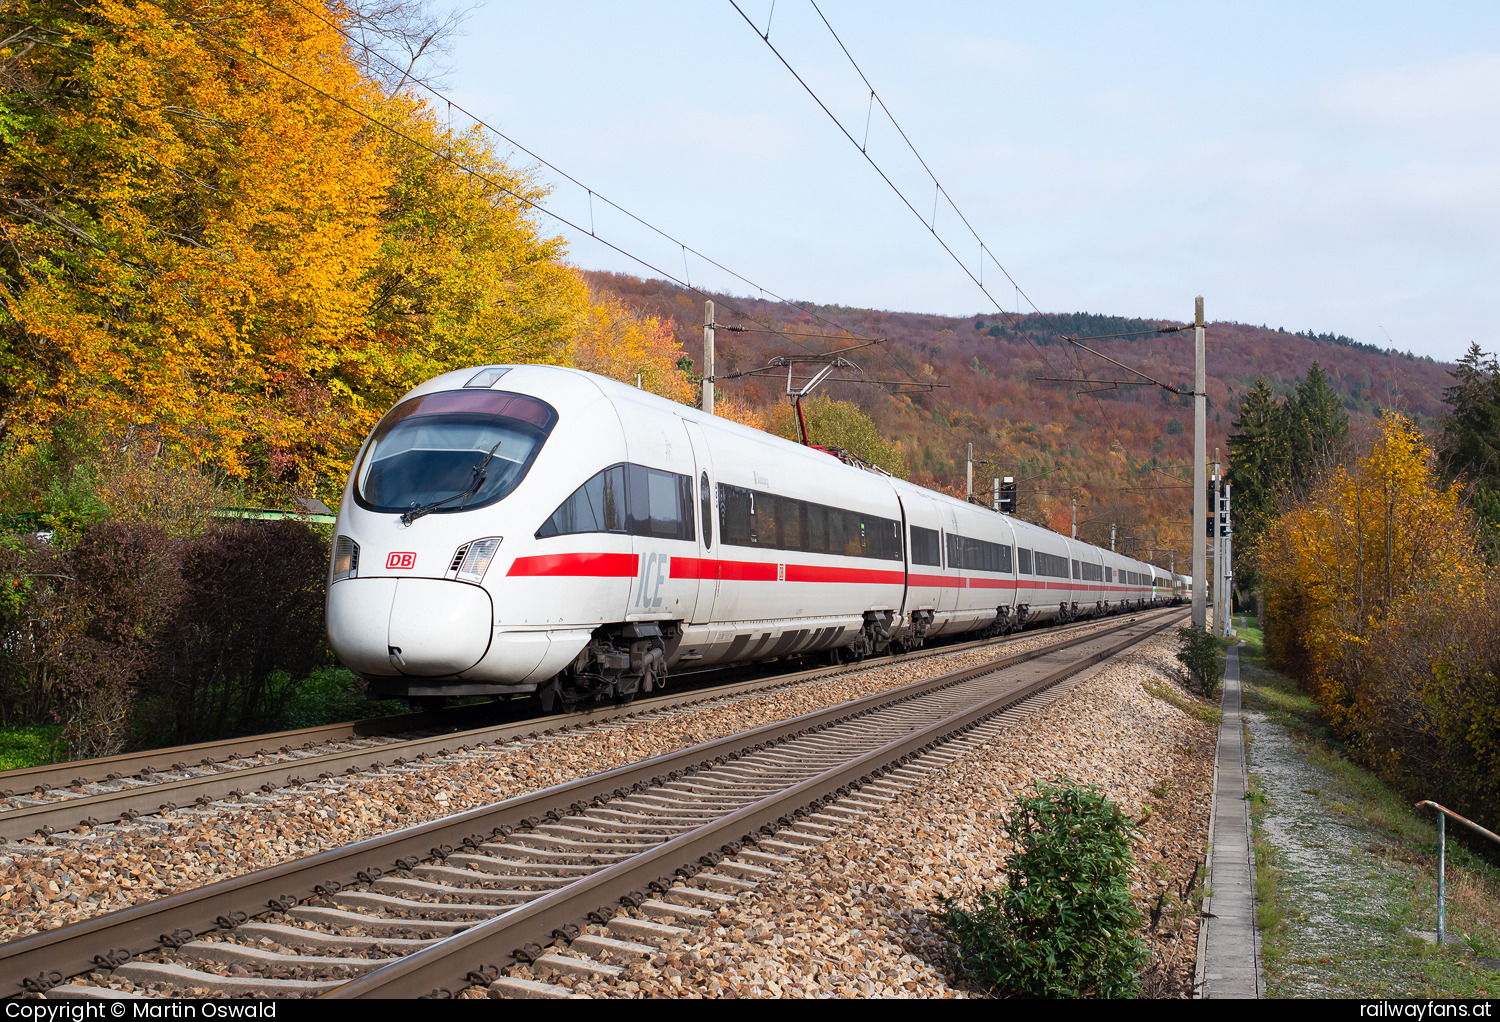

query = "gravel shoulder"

[{"left": 542, "top": 628, "right": 1216, "bottom": 998}]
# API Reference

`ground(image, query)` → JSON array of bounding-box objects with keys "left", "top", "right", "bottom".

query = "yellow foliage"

[
  {"left": 565, "top": 291, "right": 695, "bottom": 405},
  {"left": 1259, "top": 413, "right": 1482, "bottom": 741},
  {"left": 712, "top": 395, "right": 768, "bottom": 431},
  {"left": 1, "top": 0, "right": 586, "bottom": 501}
]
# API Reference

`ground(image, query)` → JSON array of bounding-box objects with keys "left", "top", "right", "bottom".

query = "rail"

[
  {"left": 0, "top": 611, "right": 1182, "bottom": 995},
  {"left": 0, "top": 611, "right": 1174, "bottom": 840}
]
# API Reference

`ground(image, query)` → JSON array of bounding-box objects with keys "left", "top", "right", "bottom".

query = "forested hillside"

[{"left": 588, "top": 270, "right": 1454, "bottom": 571}]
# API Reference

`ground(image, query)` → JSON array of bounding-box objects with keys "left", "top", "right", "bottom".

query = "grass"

[
  {"left": 1236, "top": 619, "right": 1500, "bottom": 997},
  {"left": 1143, "top": 679, "right": 1222, "bottom": 726},
  {"left": 0, "top": 723, "right": 64, "bottom": 770},
  {"left": 1247, "top": 776, "right": 1286, "bottom": 945}
]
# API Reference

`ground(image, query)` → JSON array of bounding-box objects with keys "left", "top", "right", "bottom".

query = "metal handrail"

[{"left": 1414, "top": 800, "right": 1500, "bottom": 945}]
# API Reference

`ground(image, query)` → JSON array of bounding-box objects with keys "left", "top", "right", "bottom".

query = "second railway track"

[
  {"left": 0, "top": 613, "right": 1160, "bottom": 843},
  {"left": 2, "top": 608, "right": 1183, "bottom": 999}
]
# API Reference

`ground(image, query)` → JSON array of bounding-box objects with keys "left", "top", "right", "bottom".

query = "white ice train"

[{"left": 326, "top": 365, "right": 1188, "bottom": 709}]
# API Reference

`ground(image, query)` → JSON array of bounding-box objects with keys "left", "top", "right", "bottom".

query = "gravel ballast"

[
  {"left": 0, "top": 621, "right": 1137, "bottom": 944},
  {"left": 528, "top": 630, "right": 1216, "bottom": 998}
]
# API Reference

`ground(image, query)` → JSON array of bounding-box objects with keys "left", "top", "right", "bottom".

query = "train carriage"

[{"left": 326, "top": 365, "right": 1183, "bottom": 708}]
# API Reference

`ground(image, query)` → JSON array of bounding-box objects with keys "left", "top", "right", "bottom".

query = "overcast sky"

[{"left": 442, "top": 1, "right": 1500, "bottom": 363}]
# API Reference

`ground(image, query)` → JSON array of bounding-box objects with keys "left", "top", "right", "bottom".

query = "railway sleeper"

[
  {"left": 232, "top": 921, "right": 437, "bottom": 954},
  {"left": 411, "top": 862, "right": 575, "bottom": 889},
  {"left": 329, "top": 890, "right": 516, "bottom": 919},
  {"left": 370, "top": 876, "right": 536, "bottom": 904},
  {"left": 108, "top": 960, "right": 343, "bottom": 998},
  {"left": 287, "top": 905, "right": 470, "bottom": 937},
  {"left": 172, "top": 940, "right": 384, "bottom": 974}
]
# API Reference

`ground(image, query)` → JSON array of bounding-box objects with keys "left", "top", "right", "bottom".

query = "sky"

[{"left": 438, "top": 1, "right": 1500, "bottom": 363}]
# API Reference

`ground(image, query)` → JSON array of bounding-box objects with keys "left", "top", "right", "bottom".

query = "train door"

[
  {"left": 681, "top": 419, "right": 720, "bottom": 626},
  {"left": 939, "top": 500, "right": 962, "bottom": 619}
]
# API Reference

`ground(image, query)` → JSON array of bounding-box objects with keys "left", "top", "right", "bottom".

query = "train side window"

[
  {"left": 1034, "top": 550, "right": 1068, "bottom": 578},
  {"left": 1017, "top": 548, "right": 1032, "bottom": 574},
  {"left": 753, "top": 493, "right": 781, "bottom": 547},
  {"left": 910, "top": 526, "right": 941, "bottom": 566},
  {"left": 781, "top": 497, "right": 806, "bottom": 551},
  {"left": 700, "top": 473, "right": 713, "bottom": 549},
  {"left": 1072, "top": 559, "right": 1080, "bottom": 580},
  {"left": 624, "top": 465, "right": 693, "bottom": 541},
  {"left": 807, "top": 503, "right": 828, "bottom": 554},
  {"left": 719, "top": 484, "right": 752, "bottom": 546},
  {"left": 945, "top": 533, "right": 1011, "bottom": 572},
  {"left": 536, "top": 464, "right": 628, "bottom": 538}
]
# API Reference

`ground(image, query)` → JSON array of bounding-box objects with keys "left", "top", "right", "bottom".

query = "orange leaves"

[{"left": 565, "top": 290, "right": 695, "bottom": 406}]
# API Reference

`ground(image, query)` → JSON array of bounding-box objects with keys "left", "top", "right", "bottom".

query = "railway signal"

[{"left": 1000, "top": 476, "right": 1017, "bottom": 515}]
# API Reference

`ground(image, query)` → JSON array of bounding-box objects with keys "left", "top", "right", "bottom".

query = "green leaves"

[
  {"left": 940, "top": 777, "right": 1148, "bottom": 998},
  {"left": 1176, "top": 625, "right": 1226, "bottom": 700}
]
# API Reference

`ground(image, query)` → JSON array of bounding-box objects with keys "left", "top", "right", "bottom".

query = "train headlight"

[
  {"left": 453, "top": 537, "right": 502, "bottom": 583},
  {"left": 332, "top": 536, "right": 360, "bottom": 582}
]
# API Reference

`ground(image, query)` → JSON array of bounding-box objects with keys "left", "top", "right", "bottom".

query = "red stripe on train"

[
  {"left": 670, "top": 558, "right": 902, "bottom": 584},
  {"left": 786, "top": 564, "right": 905, "bottom": 585},
  {"left": 507, "top": 552, "right": 639, "bottom": 577}
]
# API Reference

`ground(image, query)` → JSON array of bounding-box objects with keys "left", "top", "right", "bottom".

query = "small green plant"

[
  {"left": 0, "top": 724, "right": 64, "bottom": 770},
  {"left": 940, "top": 777, "right": 1149, "bottom": 998},
  {"left": 1143, "top": 679, "right": 1223, "bottom": 725},
  {"left": 1176, "top": 625, "right": 1226, "bottom": 700}
]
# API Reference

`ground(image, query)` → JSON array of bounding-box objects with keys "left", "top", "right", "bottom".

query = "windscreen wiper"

[{"left": 400, "top": 439, "right": 504, "bottom": 526}]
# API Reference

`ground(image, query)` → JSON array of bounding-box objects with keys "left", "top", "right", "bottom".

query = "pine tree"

[
  {"left": 1437, "top": 343, "right": 1500, "bottom": 546},
  {"left": 1227, "top": 377, "right": 1286, "bottom": 565},
  {"left": 1282, "top": 361, "right": 1349, "bottom": 493}
]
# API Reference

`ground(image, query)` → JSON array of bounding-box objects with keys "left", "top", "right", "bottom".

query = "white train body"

[{"left": 326, "top": 365, "right": 1187, "bottom": 707}]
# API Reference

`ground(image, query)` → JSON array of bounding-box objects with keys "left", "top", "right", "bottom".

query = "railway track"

[
  {"left": 0, "top": 612, "right": 1164, "bottom": 843},
  {"left": 2, "top": 608, "right": 1184, "bottom": 999}
]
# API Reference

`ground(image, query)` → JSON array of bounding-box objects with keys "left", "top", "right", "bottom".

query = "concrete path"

[{"left": 1194, "top": 643, "right": 1265, "bottom": 998}]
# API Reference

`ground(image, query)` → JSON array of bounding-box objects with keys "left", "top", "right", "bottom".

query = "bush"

[
  {"left": 272, "top": 666, "right": 406, "bottom": 731},
  {"left": 940, "top": 777, "right": 1149, "bottom": 998},
  {"left": 142, "top": 521, "right": 329, "bottom": 744},
  {"left": 1176, "top": 625, "right": 1225, "bottom": 700},
  {"left": 0, "top": 523, "right": 181, "bottom": 757},
  {"left": 0, "top": 517, "right": 333, "bottom": 752}
]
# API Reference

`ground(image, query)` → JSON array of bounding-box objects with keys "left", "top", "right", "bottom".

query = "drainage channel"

[{"left": 5, "top": 611, "right": 1182, "bottom": 999}]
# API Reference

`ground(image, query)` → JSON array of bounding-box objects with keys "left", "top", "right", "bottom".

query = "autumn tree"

[
  {"left": 0, "top": 0, "right": 585, "bottom": 502},
  {"left": 564, "top": 290, "right": 695, "bottom": 405},
  {"left": 1259, "top": 413, "right": 1481, "bottom": 747},
  {"left": 770, "top": 395, "right": 907, "bottom": 478}
]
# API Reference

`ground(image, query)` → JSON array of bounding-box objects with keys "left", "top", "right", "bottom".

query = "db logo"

[{"left": 386, "top": 551, "right": 417, "bottom": 570}]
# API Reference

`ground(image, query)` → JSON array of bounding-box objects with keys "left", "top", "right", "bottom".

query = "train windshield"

[{"left": 354, "top": 390, "right": 558, "bottom": 515}]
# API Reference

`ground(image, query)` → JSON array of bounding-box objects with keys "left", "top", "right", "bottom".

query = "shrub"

[
  {"left": 143, "top": 521, "right": 329, "bottom": 743},
  {"left": 940, "top": 777, "right": 1148, "bottom": 998},
  {"left": 0, "top": 523, "right": 181, "bottom": 756},
  {"left": 1176, "top": 625, "right": 1225, "bottom": 700},
  {"left": 272, "top": 666, "right": 406, "bottom": 731}
]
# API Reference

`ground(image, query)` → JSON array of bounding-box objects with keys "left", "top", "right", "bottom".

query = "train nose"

[{"left": 328, "top": 578, "right": 493, "bottom": 677}]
